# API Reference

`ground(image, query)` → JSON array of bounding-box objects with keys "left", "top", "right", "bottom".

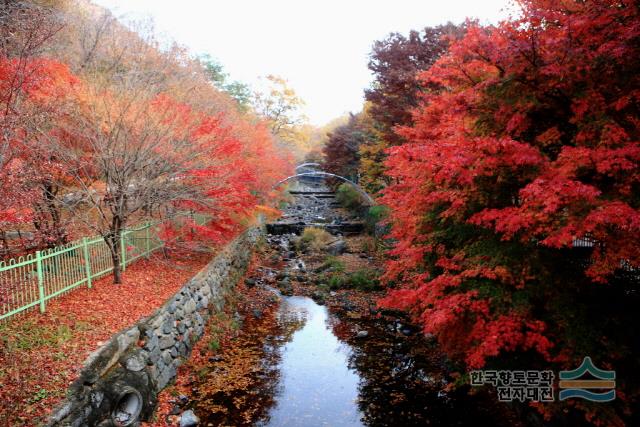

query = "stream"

[
  {"left": 258, "top": 296, "right": 363, "bottom": 427},
  {"left": 252, "top": 293, "right": 515, "bottom": 427},
  {"left": 188, "top": 175, "right": 516, "bottom": 426}
]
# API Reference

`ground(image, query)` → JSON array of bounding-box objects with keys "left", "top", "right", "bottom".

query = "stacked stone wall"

[{"left": 47, "top": 227, "right": 262, "bottom": 427}]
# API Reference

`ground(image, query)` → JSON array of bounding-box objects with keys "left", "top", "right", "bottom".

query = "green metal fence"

[{"left": 0, "top": 214, "right": 207, "bottom": 321}]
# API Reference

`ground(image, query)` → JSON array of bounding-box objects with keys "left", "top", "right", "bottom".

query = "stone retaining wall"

[{"left": 47, "top": 227, "right": 263, "bottom": 427}]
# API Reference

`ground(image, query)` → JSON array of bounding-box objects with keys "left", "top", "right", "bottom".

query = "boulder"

[
  {"left": 326, "top": 240, "right": 347, "bottom": 255},
  {"left": 180, "top": 410, "right": 200, "bottom": 427}
]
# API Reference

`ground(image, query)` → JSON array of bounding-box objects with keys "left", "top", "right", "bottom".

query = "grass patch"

[
  {"left": 28, "top": 389, "right": 49, "bottom": 404},
  {"left": 348, "top": 270, "right": 380, "bottom": 291},
  {"left": 327, "top": 274, "right": 347, "bottom": 290},
  {"left": 0, "top": 320, "right": 82, "bottom": 352},
  {"left": 204, "top": 312, "right": 230, "bottom": 353},
  {"left": 197, "top": 367, "right": 210, "bottom": 379},
  {"left": 319, "top": 255, "right": 345, "bottom": 273},
  {"left": 207, "top": 338, "right": 221, "bottom": 352},
  {"left": 230, "top": 318, "right": 242, "bottom": 331},
  {"left": 321, "top": 267, "right": 380, "bottom": 292}
]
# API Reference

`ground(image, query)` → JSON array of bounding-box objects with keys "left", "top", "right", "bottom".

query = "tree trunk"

[
  {"left": 105, "top": 216, "right": 123, "bottom": 284},
  {"left": 43, "top": 182, "right": 67, "bottom": 246},
  {"left": 111, "top": 246, "right": 122, "bottom": 284},
  {"left": 0, "top": 228, "right": 7, "bottom": 257}
]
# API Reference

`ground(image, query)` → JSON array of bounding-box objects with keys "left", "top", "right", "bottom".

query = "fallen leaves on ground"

[
  {"left": 0, "top": 250, "right": 210, "bottom": 426},
  {"left": 148, "top": 254, "right": 283, "bottom": 427}
]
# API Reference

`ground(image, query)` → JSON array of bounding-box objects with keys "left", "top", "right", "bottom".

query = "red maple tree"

[{"left": 381, "top": 1, "right": 640, "bottom": 424}]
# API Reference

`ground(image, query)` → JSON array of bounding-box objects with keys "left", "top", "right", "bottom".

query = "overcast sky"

[{"left": 93, "top": 0, "right": 514, "bottom": 125}]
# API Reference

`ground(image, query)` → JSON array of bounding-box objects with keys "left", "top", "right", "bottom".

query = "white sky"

[{"left": 93, "top": 0, "right": 513, "bottom": 125}]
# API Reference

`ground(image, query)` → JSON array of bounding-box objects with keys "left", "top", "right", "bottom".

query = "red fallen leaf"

[{"left": 0, "top": 249, "right": 210, "bottom": 426}]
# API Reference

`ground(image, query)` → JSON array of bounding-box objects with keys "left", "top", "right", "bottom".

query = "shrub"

[
  {"left": 319, "top": 255, "right": 345, "bottom": 272},
  {"left": 321, "top": 267, "right": 379, "bottom": 292},
  {"left": 364, "top": 205, "right": 390, "bottom": 236},
  {"left": 335, "top": 183, "right": 366, "bottom": 212},
  {"left": 348, "top": 269, "right": 380, "bottom": 291},
  {"left": 208, "top": 338, "right": 220, "bottom": 352},
  {"left": 297, "top": 227, "right": 334, "bottom": 252},
  {"left": 327, "top": 274, "right": 347, "bottom": 290}
]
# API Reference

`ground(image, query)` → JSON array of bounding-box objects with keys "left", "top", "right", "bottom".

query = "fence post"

[
  {"left": 121, "top": 230, "right": 127, "bottom": 272},
  {"left": 145, "top": 221, "right": 151, "bottom": 258},
  {"left": 36, "top": 250, "right": 45, "bottom": 313},
  {"left": 83, "top": 237, "right": 92, "bottom": 288}
]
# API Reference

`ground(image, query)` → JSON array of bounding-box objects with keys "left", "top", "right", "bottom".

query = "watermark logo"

[
  {"left": 470, "top": 357, "right": 616, "bottom": 403},
  {"left": 470, "top": 370, "right": 554, "bottom": 402},
  {"left": 558, "top": 357, "right": 616, "bottom": 402}
]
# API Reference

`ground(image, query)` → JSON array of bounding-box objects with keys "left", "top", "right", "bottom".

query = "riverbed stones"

[
  {"left": 311, "top": 291, "right": 326, "bottom": 305},
  {"left": 278, "top": 280, "right": 294, "bottom": 296},
  {"left": 356, "top": 330, "right": 369, "bottom": 339},
  {"left": 399, "top": 327, "right": 412, "bottom": 336},
  {"left": 326, "top": 239, "right": 347, "bottom": 255},
  {"left": 179, "top": 410, "right": 200, "bottom": 427}
]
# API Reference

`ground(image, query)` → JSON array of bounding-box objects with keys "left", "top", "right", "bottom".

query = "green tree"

[{"left": 198, "top": 54, "right": 252, "bottom": 110}]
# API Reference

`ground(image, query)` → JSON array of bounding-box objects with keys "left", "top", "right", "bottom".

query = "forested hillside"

[{"left": 1, "top": 0, "right": 293, "bottom": 281}]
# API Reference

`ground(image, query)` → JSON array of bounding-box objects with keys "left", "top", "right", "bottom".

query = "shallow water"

[
  {"left": 259, "top": 296, "right": 364, "bottom": 427},
  {"left": 255, "top": 295, "right": 516, "bottom": 427},
  {"left": 193, "top": 293, "right": 515, "bottom": 426}
]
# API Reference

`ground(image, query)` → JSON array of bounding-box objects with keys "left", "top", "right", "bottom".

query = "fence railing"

[{"left": 0, "top": 214, "right": 207, "bottom": 321}]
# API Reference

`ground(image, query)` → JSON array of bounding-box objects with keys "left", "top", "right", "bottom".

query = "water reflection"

[
  {"left": 194, "top": 295, "right": 515, "bottom": 427},
  {"left": 262, "top": 296, "right": 516, "bottom": 427},
  {"left": 259, "top": 296, "right": 364, "bottom": 427},
  {"left": 338, "top": 315, "right": 516, "bottom": 427}
]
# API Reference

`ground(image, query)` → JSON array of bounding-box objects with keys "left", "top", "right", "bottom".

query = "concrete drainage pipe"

[{"left": 111, "top": 387, "right": 143, "bottom": 427}]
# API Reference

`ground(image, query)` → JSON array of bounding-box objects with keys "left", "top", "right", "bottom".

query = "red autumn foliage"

[
  {"left": 364, "top": 23, "right": 466, "bottom": 146},
  {"left": 380, "top": 1, "right": 640, "bottom": 424},
  {"left": 145, "top": 94, "right": 292, "bottom": 246},
  {"left": 1, "top": 53, "right": 292, "bottom": 262},
  {"left": 0, "top": 57, "right": 80, "bottom": 248}
]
